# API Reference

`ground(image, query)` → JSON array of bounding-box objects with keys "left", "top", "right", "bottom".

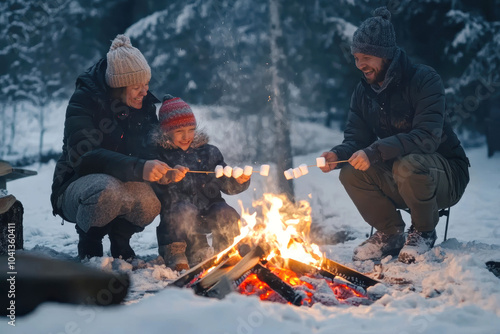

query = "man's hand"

[
  {"left": 143, "top": 160, "right": 170, "bottom": 182},
  {"left": 235, "top": 174, "right": 251, "bottom": 184},
  {"left": 349, "top": 150, "right": 370, "bottom": 171},
  {"left": 319, "top": 151, "right": 338, "bottom": 173}
]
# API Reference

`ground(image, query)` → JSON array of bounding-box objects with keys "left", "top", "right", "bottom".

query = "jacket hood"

[
  {"left": 76, "top": 58, "right": 109, "bottom": 98},
  {"left": 150, "top": 126, "right": 209, "bottom": 150}
]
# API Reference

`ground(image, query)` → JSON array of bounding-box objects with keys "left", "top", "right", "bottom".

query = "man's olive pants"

[{"left": 339, "top": 153, "right": 467, "bottom": 234}]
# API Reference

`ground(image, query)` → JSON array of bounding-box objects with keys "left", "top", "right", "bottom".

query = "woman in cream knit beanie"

[{"left": 51, "top": 33, "right": 173, "bottom": 261}]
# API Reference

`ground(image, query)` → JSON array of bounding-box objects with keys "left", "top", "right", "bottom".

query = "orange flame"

[{"left": 235, "top": 194, "right": 323, "bottom": 265}]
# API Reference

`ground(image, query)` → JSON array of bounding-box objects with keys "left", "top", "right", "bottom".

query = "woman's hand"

[{"left": 143, "top": 160, "right": 170, "bottom": 182}]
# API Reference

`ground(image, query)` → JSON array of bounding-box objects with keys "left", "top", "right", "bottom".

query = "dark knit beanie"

[
  {"left": 351, "top": 7, "right": 396, "bottom": 59},
  {"left": 159, "top": 95, "right": 196, "bottom": 132}
]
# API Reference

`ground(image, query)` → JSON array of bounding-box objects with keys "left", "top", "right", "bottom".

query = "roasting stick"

[
  {"left": 304, "top": 159, "right": 350, "bottom": 167},
  {"left": 163, "top": 168, "right": 213, "bottom": 174},
  {"left": 284, "top": 158, "right": 351, "bottom": 180},
  {"left": 166, "top": 164, "right": 271, "bottom": 177},
  {"left": 180, "top": 170, "right": 268, "bottom": 174}
]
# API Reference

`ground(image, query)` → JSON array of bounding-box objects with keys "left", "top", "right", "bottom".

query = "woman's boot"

[
  {"left": 108, "top": 218, "right": 143, "bottom": 260},
  {"left": 75, "top": 224, "right": 110, "bottom": 260}
]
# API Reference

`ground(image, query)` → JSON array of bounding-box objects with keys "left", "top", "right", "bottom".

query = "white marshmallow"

[
  {"left": 260, "top": 164, "right": 270, "bottom": 177},
  {"left": 243, "top": 165, "right": 253, "bottom": 176},
  {"left": 233, "top": 167, "right": 244, "bottom": 179},
  {"left": 223, "top": 166, "right": 233, "bottom": 178},
  {"left": 293, "top": 167, "right": 302, "bottom": 179},
  {"left": 316, "top": 157, "right": 326, "bottom": 167},
  {"left": 215, "top": 165, "right": 224, "bottom": 178},
  {"left": 284, "top": 169, "right": 294, "bottom": 180},
  {"left": 298, "top": 164, "right": 309, "bottom": 175}
]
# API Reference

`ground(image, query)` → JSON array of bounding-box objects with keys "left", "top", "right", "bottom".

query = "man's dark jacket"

[
  {"left": 50, "top": 58, "right": 160, "bottom": 218},
  {"left": 331, "top": 49, "right": 469, "bottom": 193}
]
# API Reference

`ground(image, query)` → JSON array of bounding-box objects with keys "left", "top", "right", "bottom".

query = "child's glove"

[{"left": 235, "top": 174, "right": 250, "bottom": 184}]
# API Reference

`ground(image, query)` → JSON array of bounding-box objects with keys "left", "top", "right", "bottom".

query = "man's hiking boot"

[
  {"left": 352, "top": 230, "right": 405, "bottom": 261},
  {"left": 398, "top": 226, "right": 437, "bottom": 264}
]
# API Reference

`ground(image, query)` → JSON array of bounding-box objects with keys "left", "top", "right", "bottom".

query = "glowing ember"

[{"left": 237, "top": 264, "right": 369, "bottom": 306}]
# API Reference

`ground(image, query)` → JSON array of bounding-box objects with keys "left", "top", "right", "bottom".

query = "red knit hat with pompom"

[{"left": 159, "top": 95, "right": 196, "bottom": 132}]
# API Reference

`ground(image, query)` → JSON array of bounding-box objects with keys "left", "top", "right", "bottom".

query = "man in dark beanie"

[{"left": 320, "top": 7, "right": 470, "bottom": 263}]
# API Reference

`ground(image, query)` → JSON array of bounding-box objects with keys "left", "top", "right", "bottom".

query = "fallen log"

[{"left": 0, "top": 253, "right": 129, "bottom": 316}]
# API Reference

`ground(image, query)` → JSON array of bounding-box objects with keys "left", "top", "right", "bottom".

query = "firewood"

[
  {"left": 320, "top": 257, "right": 381, "bottom": 288},
  {"left": 199, "top": 245, "right": 266, "bottom": 290},
  {"left": 253, "top": 263, "right": 303, "bottom": 306},
  {"left": 204, "top": 275, "right": 233, "bottom": 300},
  {"left": 171, "top": 238, "right": 251, "bottom": 288},
  {"left": 195, "top": 254, "right": 241, "bottom": 290},
  {"left": 171, "top": 253, "right": 222, "bottom": 288}
]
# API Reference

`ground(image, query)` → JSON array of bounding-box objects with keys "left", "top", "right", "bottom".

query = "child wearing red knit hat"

[{"left": 150, "top": 95, "right": 251, "bottom": 271}]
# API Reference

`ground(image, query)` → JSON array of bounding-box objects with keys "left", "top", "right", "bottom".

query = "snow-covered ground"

[{"left": 2, "top": 104, "right": 500, "bottom": 333}]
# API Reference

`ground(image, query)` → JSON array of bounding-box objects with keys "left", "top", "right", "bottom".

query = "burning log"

[
  {"left": 283, "top": 258, "right": 370, "bottom": 295},
  {"left": 172, "top": 253, "right": 226, "bottom": 288},
  {"left": 321, "top": 257, "right": 380, "bottom": 289},
  {"left": 192, "top": 245, "right": 266, "bottom": 298},
  {"left": 252, "top": 263, "right": 303, "bottom": 306},
  {"left": 195, "top": 255, "right": 242, "bottom": 289}
]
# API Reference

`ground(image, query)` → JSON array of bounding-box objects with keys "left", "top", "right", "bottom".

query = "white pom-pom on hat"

[{"left": 109, "top": 34, "right": 132, "bottom": 51}]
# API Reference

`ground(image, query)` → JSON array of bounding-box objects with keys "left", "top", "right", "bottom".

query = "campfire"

[{"left": 171, "top": 194, "right": 380, "bottom": 307}]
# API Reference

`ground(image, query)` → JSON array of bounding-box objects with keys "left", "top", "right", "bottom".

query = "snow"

[
  {"left": 176, "top": 4, "right": 195, "bottom": 34},
  {"left": 3, "top": 106, "right": 500, "bottom": 333},
  {"left": 126, "top": 10, "right": 168, "bottom": 40}
]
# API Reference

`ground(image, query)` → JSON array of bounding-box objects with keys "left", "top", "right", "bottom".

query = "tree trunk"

[
  {"left": 269, "top": 0, "right": 294, "bottom": 200},
  {"left": 38, "top": 102, "right": 45, "bottom": 162},
  {"left": 8, "top": 103, "right": 17, "bottom": 155},
  {"left": 0, "top": 103, "right": 5, "bottom": 158}
]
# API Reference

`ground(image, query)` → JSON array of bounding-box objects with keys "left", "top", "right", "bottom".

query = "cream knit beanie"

[{"left": 105, "top": 34, "right": 151, "bottom": 88}]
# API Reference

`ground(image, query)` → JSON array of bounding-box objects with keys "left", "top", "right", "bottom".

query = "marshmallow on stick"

[
  {"left": 316, "top": 157, "right": 326, "bottom": 168},
  {"left": 232, "top": 167, "right": 244, "bottom": 179},
  {"left": 243, "top": 166, "right": 253, "bottom": 176},
  {"left": 259, "top": 164, "right": 270, "bottom": 176},
  {"left": 298, "top": 164, "right": 309, "bottom": 175},
  {"left": 215, "top": 165, "right": 224, "bottom": 178},
  {"left": 284, "top": 168, "right": 294, "bottom": 180},
  {"left": 223, "top": 166, "right": 233, "bottom": 178},
  {"left": 293, "top": 167, "right": 302, "bottom": 179}
]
